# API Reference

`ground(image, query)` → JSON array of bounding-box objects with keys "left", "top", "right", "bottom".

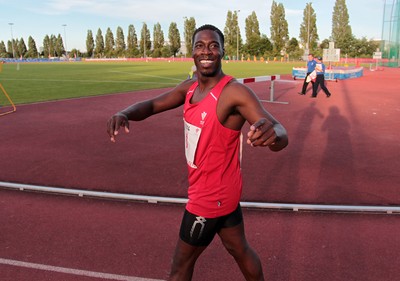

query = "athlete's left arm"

[{"left": 226, "top": 82, "right": 288, "bottom": 151}]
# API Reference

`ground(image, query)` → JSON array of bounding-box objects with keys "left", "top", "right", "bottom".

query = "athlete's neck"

[{"left": 197, "top": 72, "right": 225, "bottom": 93}]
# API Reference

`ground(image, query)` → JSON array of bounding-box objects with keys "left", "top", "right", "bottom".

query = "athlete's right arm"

[{"left": 107, "top": 80, "right": 191, "bottom": 142}]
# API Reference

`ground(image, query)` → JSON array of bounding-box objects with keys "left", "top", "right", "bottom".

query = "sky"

[{"left": 0, "top": 0, "right": 386, "bottom": 52}]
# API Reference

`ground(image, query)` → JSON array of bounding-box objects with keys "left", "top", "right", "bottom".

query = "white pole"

[
  {"left": 142, "top": 22, "right": 146, "bottom": 58},
  {"left": 1, "top": 181, "right": 399, "bottom": 214},
  {"left": 235, "top": 10, "right": 241, "bottom": 61},
  {"left": 62, "top": 24, "right": 68, "bottom": 58},
  {"left": 8, "top": 23, "right": 15, "bottom": 58}
]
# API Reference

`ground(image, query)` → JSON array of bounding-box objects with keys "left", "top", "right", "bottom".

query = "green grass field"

[{"left": 0, "top": 60, "right": 305, "bottom": 105}]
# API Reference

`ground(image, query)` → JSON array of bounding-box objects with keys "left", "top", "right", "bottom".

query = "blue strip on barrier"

[{"left": 292, "top": 67, "right": 363, "bottom": 80}]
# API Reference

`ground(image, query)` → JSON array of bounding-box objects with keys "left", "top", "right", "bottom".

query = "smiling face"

[{"left": 192, "top": 29, "right": 224, "bottom": 78}]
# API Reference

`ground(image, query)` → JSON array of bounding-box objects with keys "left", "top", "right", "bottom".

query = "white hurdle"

[{"left": 237, "top": 75, "right": 288, "bottom": 104}]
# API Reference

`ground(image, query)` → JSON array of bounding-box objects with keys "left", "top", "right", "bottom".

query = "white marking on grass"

[
  {"left": 109, "top": 70, "right": 184, "bottom": 82},
  {"left": 0, "top": 258, "right": 164, "bottom": 281},
  {"left": 1, "top": 78, "right": 177, "bottom": 86}
]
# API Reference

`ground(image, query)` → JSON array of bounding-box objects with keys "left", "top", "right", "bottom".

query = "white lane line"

[{"left": 0, "top": 258, "right": 165, "bottom": 281}]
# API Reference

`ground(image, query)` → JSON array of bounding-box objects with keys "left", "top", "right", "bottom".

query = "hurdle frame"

[
  {"left": 237, "top": 75, "right": 288, "bottom": 105},
  {"left": 0, "top": 83, "right": 17, "bottom": 116}
]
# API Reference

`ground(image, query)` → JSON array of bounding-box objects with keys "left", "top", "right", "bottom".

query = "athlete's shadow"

[
  {"left": 262, "top": 101, "right": 325, "bottom": 281},
  {"left": 317, "top": 105, "right": 356, "bottom": 202},
  {"left": 263, "top": 101, "right": 324, "bottom": 194}
]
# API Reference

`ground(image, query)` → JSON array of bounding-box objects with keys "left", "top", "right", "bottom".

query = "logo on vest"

[{"left": 200, "top": 111, "right": 207, "bottom": 126}]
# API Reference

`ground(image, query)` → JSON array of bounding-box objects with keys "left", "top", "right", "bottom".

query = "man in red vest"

[{"left": 107, "top": 24, "right": 288, "bottom": 281}]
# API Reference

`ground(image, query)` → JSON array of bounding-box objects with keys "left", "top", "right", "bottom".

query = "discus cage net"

[{"left": 381, "top": 0, "right": 400, "bottom": 67}]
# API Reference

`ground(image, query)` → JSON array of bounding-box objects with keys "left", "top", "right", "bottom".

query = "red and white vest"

[{"left": 183, "top": 75, "right": 242, "bottom": 218}]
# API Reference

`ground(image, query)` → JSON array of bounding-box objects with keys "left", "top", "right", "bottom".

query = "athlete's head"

[
  {"left": 191, "top": 24, "right": 225, "bottom": 77},
  {"left": 192, "top": 24, "right": 224, "bottom": 47}
]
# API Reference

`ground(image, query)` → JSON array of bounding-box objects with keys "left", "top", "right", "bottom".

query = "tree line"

[{"left": 0, "top": 0, "right": 379, "bottom": 60}]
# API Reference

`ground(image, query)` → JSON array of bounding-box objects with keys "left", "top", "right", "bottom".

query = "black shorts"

[{"left": 179, "top": 204, "right": 243, "bottom": 247}]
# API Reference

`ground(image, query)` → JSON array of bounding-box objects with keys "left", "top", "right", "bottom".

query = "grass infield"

[{"left": 0, "top": 60, "right": 305, "bottom": 104}]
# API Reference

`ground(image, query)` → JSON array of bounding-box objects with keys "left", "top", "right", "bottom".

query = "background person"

[
  {"left": 311, "top": 56, "right": 332, "bottom": 98},
  {"left": 188, "top": 65, "right": 197, "bottom": 79},
  {"left": 299, "top": 53, "right": 316, "bottom": 95},
  {"left": 107, "top": 24, "right": 288, "bottom": 281}
]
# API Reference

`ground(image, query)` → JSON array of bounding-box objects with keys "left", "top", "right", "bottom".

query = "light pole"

[
  {"left": 183, "top": 16, "right": 187, "bottom": 58},
  {"left": 307, "top": 4, "right": 310, "bottom": 50},
  {"left": 235, "top": 10, "right": 241, "bottom": 61},
  {"left": 307, "top": 3, "right": 311, "bottom": 51},
  {"left": 62, "top": 24, "right": 68, "bottom": 57},
  {"left": 8, "top": 23, "right": 15, "bottom": 58}
]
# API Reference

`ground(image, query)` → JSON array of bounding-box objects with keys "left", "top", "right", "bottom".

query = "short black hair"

[{"left": 192, "top": 24, "right": 224, "bottom": 46}]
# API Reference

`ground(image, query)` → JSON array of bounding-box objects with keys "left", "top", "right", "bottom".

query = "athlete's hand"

[
  {"left": 107, "top": 112, "right": 130, "bottom": 142},
  {"left": 247, "top": 118, "right": 288, "bottom": 151},
  {"left": 247, "top": 118, "right": 274, "bottom": 147}
]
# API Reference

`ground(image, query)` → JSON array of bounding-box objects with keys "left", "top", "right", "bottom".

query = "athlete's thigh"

[
  {"left": 217, "top": 206, "right": 247, "bottom": 250},
  {"left": 170, "top": 237, "right": 207, "bottom": 268},
  {"left": 218, "top": 220, "right": 247, "bottom": 247},
  {"left": 179, "top": 209, "right": 219, "bottom": 247}
]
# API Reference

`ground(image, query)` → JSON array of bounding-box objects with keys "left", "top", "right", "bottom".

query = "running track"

[{"left": 1, "top": 67, "right": 400, "bottom": 280}]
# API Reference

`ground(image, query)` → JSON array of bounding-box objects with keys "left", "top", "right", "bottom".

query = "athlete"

[{"left": 107, "top": 24, "right": 288, "bottom": 281}]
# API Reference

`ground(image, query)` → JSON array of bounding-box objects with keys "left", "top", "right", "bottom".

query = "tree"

[
  {"left": 319, "top": 39, "right": 330, "bottom": 50},
  {"left": 6, "top": 41, "right": 12, "bottom": 57},
  {"left": 140, "top": 23, "right": 151, "bottom": 58},
  {"left": 12, "top": 38, "right": 20, "bottom": 58},
  {"left": 104, "top": 28, "right": 115, "bottom": 58},
  {"left": 168, "top": 22, "right": 181, "bottom": 57},
  {"left": 55, "top": 34, "right": 64, "bottom": 57},
  {"left": 183, "top": 17, "right": 196, "bottom": 57},
  {"left": 49, "top": 35, "right": 57, "bottom": 57},
  {"left": 69, "top": 49, "right": 82, "bottom": 59},
  {"left": 286, "top": 37, "right": 303, "bottom": 60},
  {"left": 43, "top": 34, "right": 57, "bottom": 57},
  {"left": 7, "top": 39, "right": 18, "bottom": 58},
  {"left": 270, "top": 1, "right": 289, "bottom": 55},
  {"left": 152, "top": 23, "right": 165, "bottom": 58},
  {"left": 126, "top": 24, "right": 139, "bottom": 57},
  {"left": 94, "top": 28, "right": 104, "bottom": 58},
  {"left": 161, "top": 45, "right": 173, "bottom": 57},
  {"left": 43, "top": 35, "right": 50, "bottom": 58},
  {"left": 258, "top": 35, "right": 273, "bottom": 57},
  {"left": 115, "top": 26, "right": 126, "bottom": 57},
  {"left": 224, "top": 10, "right": 241, "bottom": 59},
  {"left": 299, "top": 3, "right": 318, "bottom": 52},
  {"left": 244, "top": 11, "right": 261, "bottom": 57},
  {"left": 349, "top": 37, "right": 379, "bottom": 57},
  {"left": 17, "top": 38, "right": 28, "bottom": 58},
  {"left": 26, "top": 36, "right": 38, "bottom": 58},
  {"left": 86, "top": 30, "right": 94, "bottom": 58},
  {"left": 0, "top": 41, "right": 7, "bottom": 58},
  {"left": 331, "top": 0, "right": 354, "bottom": 55}
]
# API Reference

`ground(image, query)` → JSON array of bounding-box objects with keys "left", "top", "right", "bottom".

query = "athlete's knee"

[
  {"left": 168, "top": 253, "right": 196, "bottom": 281},
  {"left": 223, "top": 238, "right": 250, "bottom": 258}
]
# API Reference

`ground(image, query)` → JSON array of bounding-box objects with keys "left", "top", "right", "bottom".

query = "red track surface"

[{"left": 1, "top": 67, "right": 400, "bottom": 280}]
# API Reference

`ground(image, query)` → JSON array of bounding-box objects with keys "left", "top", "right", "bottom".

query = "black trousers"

[
  {"left": 312, "top": 74, "right": 331, "bottom": 97},
  {"left": 301, "top": 72, "right": 313, "bottom": 94}
]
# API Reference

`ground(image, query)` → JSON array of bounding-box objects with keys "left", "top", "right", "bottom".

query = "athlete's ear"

[{"left": 222, "top": 48, "right": 225, "bottom": 57}]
